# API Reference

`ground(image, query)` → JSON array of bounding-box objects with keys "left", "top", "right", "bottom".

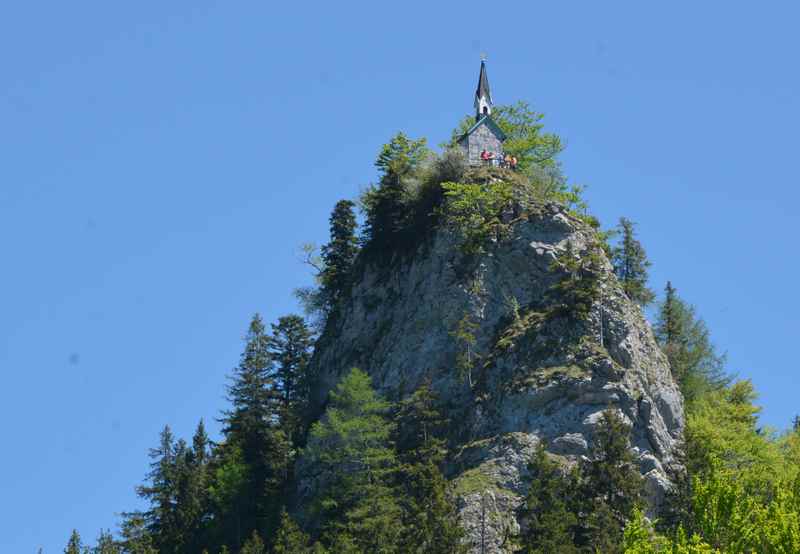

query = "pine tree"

[
  {"left": 267, "top": 314, "right": 314, "bottom": 446},
  {"left": 548, "top": 241, "right": 604, "bottom": 319},
  {"left": 305, "top": 368, "right": 403, "bottom": 551},
  {"left": 519, "top": 444, "right": 580, "bottom": 553},
  {"left": 272, "top": 510, "right": 312, "bottom": 554},
  {"left": 363, "top": 133, "right": 429, "bottom": 251},
  {"left": 239, "top": 531, "right": 266, "bottom": 554},
  {"left": 207, "top": 443, "right": 249, "bottom": 550},
  {"left": 118, "top": 512, "right": 157, "bottom": 554},
  {"left": 64, "top": 530, "right": 85, "bottom": 554},
  {"left": 394, "top": 383, "right": 466, "bottom": 553},
  {"left": 218, "top": 314, "right": 289, "bottom": 547},
  {"left": 132, "top": 425, "right": 182, "bottom": 552},
  {"left": 611, "top": 217, "right": 655, "bottom": 306},
  {"left": 93, "top": 530, "right": 120, "bottom": 554},
  {"left": 174, "top": 421, "right": 211, "bottom": 552},
  {"left": 320, "top": 199, "right": 359, "bottom": 307},
  {"left": 654, "top": 282, "right": 728, "bottom": 402},
  {"left": 578, "top": 410, "right": 644, "bottom": 553}
]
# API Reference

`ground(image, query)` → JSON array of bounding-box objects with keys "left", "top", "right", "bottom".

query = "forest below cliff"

[{"left": 61, "top": 104, "right": 800, "bottom": 554}]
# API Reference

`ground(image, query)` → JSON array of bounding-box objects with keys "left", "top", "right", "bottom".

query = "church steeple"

[{"left": 474, "top": 58, "right": 493, "bottom": 121}]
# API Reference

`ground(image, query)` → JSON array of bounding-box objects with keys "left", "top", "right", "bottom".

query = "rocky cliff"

[{"left": 301, "top": 174, "right": 684, "bottom": 553}]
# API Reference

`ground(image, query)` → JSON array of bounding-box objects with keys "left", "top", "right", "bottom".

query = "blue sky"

[{"left": 2, "top": 1, "right": 799, "bottom": 551}]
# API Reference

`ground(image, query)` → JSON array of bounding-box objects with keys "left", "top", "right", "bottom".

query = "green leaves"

[
  {"left": 547, "top": 241, "right": 605, "bottom": 320},
  {"left": 441, "top": 180, "right": 515, "bottom": 256},
  {"left": 611, "top": 217, "right": 655, "bottom": 307},
  {"left": 375, "top": 132, "right": 430, "bottom": 178},
  {"left": 654, "top": 282, "right": 729, "bottom": 403},
  {"left": 304, "top": 368, "right": 400, "bottom": 549}
]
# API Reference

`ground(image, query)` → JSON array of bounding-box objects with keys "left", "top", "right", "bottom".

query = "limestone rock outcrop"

[{"left": 301, "top": 197, "right": 683, "bottom": 553}]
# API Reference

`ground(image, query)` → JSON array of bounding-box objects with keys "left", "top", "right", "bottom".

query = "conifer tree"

[
  {"left": 173, "top": 421, "right": 211, "bottom": 552},
  {"left": 320, "top": 199, "right": 358, "bottom": 307},
  {"left": 272, "top": 510, "right": 313, "bottom": 554},
  {"left": 267, "top": 314, "right": 314, "bottom": 446},
  {"left": 118, "top": 512, "right": 157, "bottom": 554},
  {"left": 611, "top": 217, "right": 655, "bottom": 306},
  {"left": 304, "top": 368, "right": 403, "bottom": 551},
  {"left": 394, "top": 383, "right": 466, "bottom": 553},
  {"left": 218, "top": 314, "right": 289, "bottom": 547},
  {"left": 578, "top": 410, "right": 643, "bottom": 553},
  {"left": 64, "top": 530, "right": 86, "bottom": 554},
  {"left": 548, "top": 242, "right": 604, "bottom": 319},
  {"left": 93, "top": 530, "right": 120, "bottom": 554},
  {"left": 363, "top": 133, "right": 429, "bottom": 251},
  {"left": 207, "top": 443, "right": 249, "bottom": 550},
  {"left": 130, "top": 425, "right": 182, "bottom": 552},
  {"left": 519, "top": 444, "right": 580, "bottom": 553},
  {"left": 654, "top": 282, "right": 728, "bottom": 402},
  {"left": 239, "top": 531, "right": 266, "bottom": 554}
]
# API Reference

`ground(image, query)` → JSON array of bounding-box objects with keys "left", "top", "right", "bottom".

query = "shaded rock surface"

[{"left": 300, "top": 200, "right": 684, "bottom": 553}]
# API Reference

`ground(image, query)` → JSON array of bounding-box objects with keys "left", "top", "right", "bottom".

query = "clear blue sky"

[{"left": 2, "top": 2, "right": 799, "bottom": 551}]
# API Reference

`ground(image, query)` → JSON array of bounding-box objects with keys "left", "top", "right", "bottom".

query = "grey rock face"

[{"left": 303, "top": 202, "right": 684, "bottom": 553}]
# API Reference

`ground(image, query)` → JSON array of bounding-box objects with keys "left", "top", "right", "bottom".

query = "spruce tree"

[
  {"left": 363, "top": 132, "right": 429, "bottom": 251},
  {"left": 519, "top": 444, "right": 580, "bottom": 553},
  {"left": 548, "top": 241, "right": 604, "bottom": 319},
  {"left": 320, "top": 199, "right": 358, "bottom": 307},
  {"left": 272, "top": 510, "right": 312, "bottom": 554},
  {"left": 64, "top": 530, "right": 85, "bottom": 554},
  {"left": 118, "top": 512, "right": 157, "bottom": 554},
  {"left": 611, "top": 217, "right": 655, "bottom": 306},
  {"left": 131, "top": 425, "right": 182, "bottom": 552},
  {"left": 218, "top": 314, "right": 289, "bottom": 547},
  {"left": 93, "top": 530, "right": 120, "bottom": 554},
  {"left": 239, "top": 531, "right": 266, "bottom": 554},
  {"left": 654, "top": 282, "right": 728, "bottom": 402},
  {"left": 394, "top": 383, "right": 466, "bottom": 553},
  {"left": 174, "top": 421, "right": 211, "bottom": 552},
  {"left": 578, "top": 410, "right": 643, "bottom": 553},
  {"left": 305, "top": 368, "right": 403, "bottom": 551},
  {"left": 267, "top": 314, "right": 314, "bottom": 446}
]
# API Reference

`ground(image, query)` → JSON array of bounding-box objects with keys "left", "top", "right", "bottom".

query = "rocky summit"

[{"left": 298, "top": 172, "right": 684, "bottom": 553}]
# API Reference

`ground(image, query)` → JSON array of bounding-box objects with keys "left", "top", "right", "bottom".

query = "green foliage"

[
  {"left": 208, "top": 444, "right": 248, "bottom": 518},
  {"left": 65, "top": 530, "right": 87, "bottom": 554},
  {"left": 267, "top": 314, "right": 314, "bottom": 446},
  {"left": 440, "top": 180, "right": 515, "bottom": 257},
  {"left": 131, "top": 425, "right": 184, "bottom": 552},
  {"left": 215, "top": 314, "right": 291, "bottom": 547},
  {"left": 238, "top": 530, "right": 266, "bottom": 554},
  {"left": 375, "top": 132, "right": 430, "bottom": 178},
  {"left": 93, "top": 530, "right": 121, "bottom": 554},
  {"left": 450, "top": 311, "right": 481, "bottom": 387},
  {"left": 622, "top": 509, "right": 718, "bottom": 553},
  {"left": 654, "top": 282, "right": 729, "bottom": 403},
  {"left": 647, "top": 376, "right": 800, "bottom": 553},
  {"left": 492, "top": 101, "right": 564, "bottom": 172},
  {"left": 394, "top": 383, "right": 467, "bottom": 553},
  {"left": 272, "top": 510, "right": 313, "bottom": 554},
  {"left": 362, "top": 132, "right": 431, "bottom": 254},
  {"left": 304, "top": 368, "right": 402, "bottom": 551},
  {"left": 449, "top": 101, "right": 587, "bottom": 210},
  {"left": 579, "top": 410, "right": 644, "bottom": 552},
  {"left": 519, "top": 444, "right": 580, "bottom": 553},
  {"left": 685, "top": 380, "right": 781, "bottom": 480},
  {"left": 320, "top": 199, "right": 359, "bottom": 307},
  {"left": 611, "top": 217, "right": 655, "bottom": 306},
  {"left": 547, "top": 242, "right": 605, "bottom": 320},
  {"left": 118, "top": 512, "right": 158, "bottom": 554},
  {"left": 450, "top": 101, "right": 563, "bottom": 174}
]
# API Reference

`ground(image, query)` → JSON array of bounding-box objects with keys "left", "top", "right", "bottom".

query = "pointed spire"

[{"left": 474, "top": 58, "right": 493, "bottom": 121}]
